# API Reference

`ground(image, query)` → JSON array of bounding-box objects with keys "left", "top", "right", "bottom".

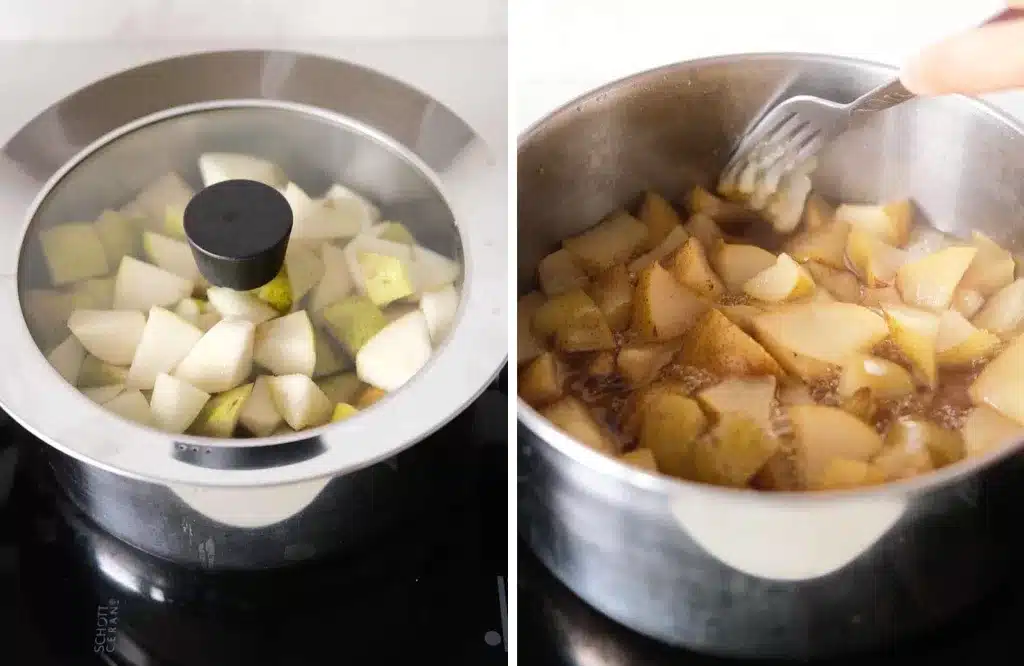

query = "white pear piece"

[
  {"left": 191, "top": 383, "right": 254, "bottom": 437},
  {"left": 267, "top": 374, "right": 333, "bottom": 430},
  {"left": 113, "top": 256, "right": 193, "bottom": 311},
  {"left": 70, "top": 278, "right": 116, "bottom": 310},
  {"left": 24, "top": 289, "right": 74, "bottom": 348},
  {"left": 142, "top": 231, "right": 202, "bottom": 282},
  {"left": 341, "top": 233, "right": 411, "bottom": 299},
  {"left": 882, "top": 305, "right": 940, "bottom": 388},
  {"left": 324, "top": 183, "right": 380, "bottom": 223},
  {"left": 962, "top": 406, "right": 1024, "bottom": 458},
  {"left": 150, "top": 373, "right": 210, "bottom": 434},
  {"left": 313, "top": 331, "right": 346, "bottom": 377},
  {"left": 197, "top": 153, "right": 284, "bottom": 188},
  {"left": 67, "top": 309, "right": 145, "bottom": 366},
  {"left": 355, "top": 310, "right": 432, "bottom": 391},
  {"left": 284, "top": 242, "right": 325, "bottom": 305},
  {"left": 253, "top": 310, "right": 316, "bottom": 376},
  {"left": 206, "top": 287, "right": 278, "bottom": 325},
  {"left": 47, "top": 335, "right": 86, "bottom": 384},
  {"left": 82, "top": 384, "right": 124, "bottom": 404},
  {"left": 39, "top": 222, "right": 109, "bottom": 285},
  {"left": 752, "top": 303, "right": 888, "bottom": 365},
  {"left": 197, "top": 312, "right": 221, "bottom": 332},
  {"left": 174, "top": 298, "right": 203, "bottom": 326},
  {"left": 104, "top": 389, "right": 154, "bottom": 426},
  {"left": 419, "top": 284, "right": 459, "bottom": 344},
  {"left": 173, "top": 319, "right": 255, "bottom": 393},
  {"left": 127, "top": 306, "right": 203, "bottom": 390},
  {"left": 77, "top": 355, "right": 128, "bottom": 388},
  {"left": 973, "top": 278, "right": 1024, "bottom": 337},
  {"left": 969, "top": 334, "right": 1024, "bottom": 426},
  {"left": 93, "top": 209, "right": 137, "bottom": 261},
  {"left": 278, "top": 182, "right": 320, "bottom": 225},
  {"left": 309, "top": 243, "right": 354, "bottom": 313},
  {"left": 896, "top": 246, "right": 978, "bottom": 312},
  {"left": 293, "top": 200, "right": 366, "bottom": 240},
  {"left": 133, "top": 172, "right": 194, "bottom": 221},
  {"left": 409, "top": 245, "right": 461, "bottom": 296},
  {"left": 239, "top": 375, "right": 283, "bottom": 436},
  {"left": 936, "top": 309, "right": 1001, "bottom": 366}
]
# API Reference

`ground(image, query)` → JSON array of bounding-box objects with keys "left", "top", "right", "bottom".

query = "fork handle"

[{"left": 849, "top": 7, "right": 1024, "bottom": 118}]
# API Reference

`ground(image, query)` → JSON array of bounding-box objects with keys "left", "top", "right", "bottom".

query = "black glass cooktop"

[{"left": 0, "top": 370, "right": 508, "bottom": 666}]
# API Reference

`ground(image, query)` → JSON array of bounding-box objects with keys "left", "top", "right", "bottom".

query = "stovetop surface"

[{"left": 0, "top": 371, "right": 508, "bottom": 666}]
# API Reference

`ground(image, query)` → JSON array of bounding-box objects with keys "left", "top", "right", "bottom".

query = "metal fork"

[{"left": 719, "top": 7, "right": 1024, "bottom": 196}]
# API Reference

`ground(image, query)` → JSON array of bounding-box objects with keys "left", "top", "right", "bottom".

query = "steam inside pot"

[
  {"left": 519, "top": 178, "right": 1024, "bottom": 492},
  {"left": 25, "top": 153, "right": 462, "bottom": 437}
]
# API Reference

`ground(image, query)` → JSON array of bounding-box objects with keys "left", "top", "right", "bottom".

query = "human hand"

[{"left": 900, "top": 3, "right": 1024, "bottom": 96}]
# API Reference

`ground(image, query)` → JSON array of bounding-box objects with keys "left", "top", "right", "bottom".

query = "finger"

[{"left": 900, "top": 19, "right": 1024, "bottom": 96}]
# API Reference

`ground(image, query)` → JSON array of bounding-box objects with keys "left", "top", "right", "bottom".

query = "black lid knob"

[{"left": 184, "top": 179, "right": 293, "bottom": 290}]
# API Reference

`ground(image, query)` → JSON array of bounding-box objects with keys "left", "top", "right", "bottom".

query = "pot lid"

[{"left": 0, "top": 50, "right": 506, "bottom": 487}]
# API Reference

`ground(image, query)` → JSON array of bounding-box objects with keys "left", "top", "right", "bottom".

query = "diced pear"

[
  {"left": 960, "top": 231, "right": 1015, "bottom": 296},
  {"left": 67, "top": 309, "right": 145, "bottom": 366},
  {"left": 617, "top": 339, "right": 681, "bottom": 387},
  {"left": 278, "top": 182, "right": 320, "bottom": 228},
  {"left": 284, "top": 242, "right": 325, "bottom": 306},
  {"left": 691, "top": 414, "right": 778, "bottom": 487},
  {"left": 206, "top": 287, "right": 278, "bottom": 325},
  {"left": 24, "top": 289, "right": 74, "bottom": 347},
  {"left": 785, "top": 220, "right": 850, "bottom": 270},
  {"left": 197, "top": 153, "right": 284, "bottom": 188},
  {"left": 904, "top": 226, "right": 953, "bottom": 259},
  {"left": 678, "top": 308, "right": 785, "bottom": 378},
  {"left": 94, "top": 209, "right": 137, "bottom": 261},
  {"left": 408, "top": 245, "right": 461, "bottom": 296},
  {"left": 882, "top": 305, "right": 940, "bottom": 388},
  {"left": 113, "top": 256, "right": 193, "bottom": 311},
  {"left": 962, "top": 405, "right": 1024, "bottom": 458},
  {"left": 420, "top": 284, "right": 459, "bottom": 344},
  {"left": 70, "top": 278, "right": 115, "bottom": 311},
  {"left": 331, "top": 403, "right": 359, "bottom": 422},
  {"left": 756, "top": 328, "right": 836, "bottom": 382},
  {"left": 322, "top": 295, "right": 387, "bottom": 356},
  {"left": 835, "top": 200, "right": 912, "bottom": 247},
  {"left": 638, "top": 191, "right": 684, "bottom": 249},
  {"left": 82, "top": 384, "right": 124, "bottom": 404},
  {"left": 104, "top": 389, "right": 154, "bottom": 427},
  {"left": 355, "top": 311, "right": 432, "bottom": 391},
  {"left": 777, "top": 380, "right": 815, "bottom": 406},
  {"left": 683, "top": 213, "right": 723, "bottom": 252},
  {"left": 667, "top": 237, "right": 725, "bottom": 299},
  {"left": 191, "top": 383, "right": 253, "bottom": 437},
  {"left": 173, "top": 320, "right": 255, "bottom": 393},
  {"left": 533, "top": 288, "right": 614, "bottom": 352},
  {"left": 838, "top": 355, "right": 915, "bottom": 400},
  {"left": 253, "top": 310, "right": 316, "bottom": 376},
  {"left": 697, "top": 376, "right": 777, "bottom": 433},
  {"left": 743, "top": 253, "right": 815, "bottom": 303},
  {"left": 802, "top": 193, "right": 833, "bottom": 231},
  {"left": 133, "top": 173, "right": 194, "bottom": 221},
  {"left": 897, "top": 246, "right": 978, "bottom": 312},
  {"left": 805, "top": 262, "right": 861, "bottom": 303},
  {"left": 313, "top": 331, "right": 346, "bottom": 378},
  {"left": 517, "top": 291, "right": 546, "bottom": 365},
  {"left": 163, "top": 205, "right": 186, "bottom": 238},
  {"left": 711, "top": 242, "right": 777, "bottom": 293},
  {"left": 357, "top": 252, "right": 414, "bottom": 306},
  {"left": 862, "top": 286, "right": 903, "bottom": 309},
  {"left": 47, "top": 335, "right": 85, "bottom": 384},
  {"left": 541, "top": 396, "right": 616, "bottom": 455},
  {"left": 752, "top": 303, "right": 888, "bottom": 365},
  {"left": 628, "top": 226, "right": 690, "bottom": 273},
  {"left": 953, "top": 289, "right": 985, "bottom": 320},
  {"left": 324, "top": 183, "right": 380, "bottom": 224},
  {"left": 39, "top": 222, "right": 109, "bottom": 285},
  {"left": 686, "top": 185, "right": 753, "bottom": 225},
  {"left": 294, "top": 199, "right": 368, "bottom": 240},
  {"left": 716, "top": 303, "right": 764, "bottom": 334},
  {"left": 374, "top": 222, "right": 416, "bottom": 245},
  {"left": 845, "top": 228, "right": 907, "bottom": 287},
  {"left": 590, "top": 265, "right": 633, "bottom": 332},
  {"left": 149, "top": 373, "right": 210, "bottom": 434},
  {"left": 811, "top": 459, "right": 885, "bottom": 490},
  {"left": 174, "top": 298, "right": 203, "bottom": 326},
  {"left": 620, "top": 448, "right": 659, "bottom": 471},
  {"left": 519, "top": 352, "right": 566, "bottom": 407},
  {"left": 936, "top": 309, "right": 1001, "bottom": 366},
  {"left": 638, "top": 393, "right": 708, "bottom": 477},
  {"left": 310, "top": 243, "right": 355, "bottom": 313},
  {"left": 972, "top": 278, "right": 1024, "bottom": 337},
  {"left": 969, "top": 334, "right": 1024, "bottom": 426},
  {"left": 267, "top": 374, "right": 332, "bottom": 430},
  {"left": 562, "top": 211, "right": 648, "bottom": 275},
  {"left": 587, "top": 351, "right": 616, "bottom": 377},
  {"left": 142, "top": 231, "right": 201, "bottom": 282},
  {"left": 125, "top": 306, "right": 202, "bottom": 389},
  {"left": 632, "top": 262, "right": 707, "bottom": 341},
  {"left": 77, "top": 355, "right": 128, "bottom": 388},
  {"left": 238, "top": 375, "right": 283, "bottom": 436},
  {"left": 316, "top": 373, "right": 365, "bottom": 406},
  {"left": 788, "top": 405, "right": 885, "bottom": 485},
  {"left": 197, "top": 312, "right": 221, "bottom": 332},
  {"left": 538, "top": 248, "right": 588, "bottom": 297}
]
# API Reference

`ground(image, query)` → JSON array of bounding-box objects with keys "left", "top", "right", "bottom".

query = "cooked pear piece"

[
  {"left": 104, "top": 389, "right": 154, "bottom": 427},
  {"left": 835, "top": 200, "right": 912, "bottom": 247},
  {"left": 787, "top": 405, "right": 885, "bottom": 486},
  {"left": 638, "top": 191, "right": 684, "bottom": 248},
  {"left": 70, "top": 278, "right": 116, "bottom": 311},
  {"left": 631, "top": 262, "right": 707, "bottom": 341},
  {"left": 67, "top": 309, "right": 145, "bottom": 366},
  {"left": 785, "top": 219, "right": 850, "bottom": 269},
  {"left": 953, "top": 289, "right": 986, "bottom": 320},
  {"left": 94, "top": 209, "right": 137, "bottom": 261},
  {"left": 253, "top": 269, "right": 292, "bottom": 314},
  {"left": 875, "top": 418, "right": 964, "bottom": 480},
  {"left": 697, "top": 376, "right": 777, "bottom": 433},
  {"left": 316, "top": 373, "right": 365, "bottom": 406},
  {"left": 533, "top": 288, "right": 615, "bottom": 352},
  {"left": 322, "top": 295, "right": 388, "bottom": 357},
  {"left": 133, "top": 173, "right": 194, "bottom": 221},
  {"left": 806, "top": 262, "right": 861, "bottom": 303},
  {"left": 354, "top": 385, "right": 387, "bottom": 409},
  {"left": 238, "top": 375, "right": 283, "bottom": 437},
  {"left": 959, "top": 231, "right": 1015, "bottom": 296},
  {"left": 619, "top": 448, "right": 659, "bottom": 471},
  {"left": 969, "top": 333, "right": 1024, "bottom": 426},
  {"left": 40, "top": 222, "right": 109, "bottom": 285},
  {"left": 173, "top": 298, "right": 204, "bottom": 326},
  {"left": 683, "top": 213, "right": 724, "bottom": 251},
  {"left": 356, "top": 252, "right": 415, "bottom": 306},
  {"left": 197, "top": 312, "right": 221, "bottom": 332},
  {"left": 197, "top": 153, "right": 284, "bottom": 187},
  {"left": 972, "top": 278, "right": 1024, "bottom": 337},
  {"left": 126, "top": 306, "right": 202, "bottom": 390},
  {"left": 408, "top": 245, "right": 460, "bottom": 297},
  {"left": 812, "top": 459, "right": 885, "bottom": 490},
  {"left": 590, "top": 264, "right": 633, "bottom": 332},
  {"left": 313, "top": 331, "right": 346, "bottom": 378},
  {"left": 324, "top": 183, "right": 380, "bottom": 224},
  {"left": 678, "top": 308, "right": 785, "bottom": 378},
  {"left": 896, "top": 246, "right": 978, "bottom": 312},
  {"left": 627, "top": 226, "right": 689, "bottom": 273},
  {"left": 711, "top": 242, "right": 776, "bottom": 293},
  {"left": 935, "top": 309, "right": 1001, "bottom": 366},
  {"left": 691, "top": 414, "right": 778, "bottom": 487},
  {"left": 113, "top": 257, "right": 193, "bottom": 311},
  {"left": 838, "top": 355, "right": 915, "bottom": 400},
  {"left": 311, "top": 243, "right": 356, "bottom": 313},
  {"left": 519, "top": 352, "right": 565, "bottom": 407},
  {"left": 206, "top": 287, "right": 278, "bottom": 325},
  {"left": 173, "top": 320, "right": 255, "bottom": 393},
  {"left": 517, "top": 291, "right": 546, "bottom": 365},
  {"left": 191, "top": 383, "right": 254, "bottom": 437},
  {"left": 802, "top": 193, "right": 834, "bottom": 231},
  {"left": 420, "top": 284, "right": 459, "bottom": 344},
  {"left": 374, "top": 222, "right": 416, "bottom": 245},
  {"left": 284, "top": 242, "right": 325, "bottom": 305},
  {"left": 752, "top": 303, "right": 888, "bottom": 365},
  {"left": 862, "top": 286, "right": 903, "bottom": 309},
  {"left": 267, "top": 374, "right": 332, "bottom": 430},
  {"left": 82, "top": 384, "right": 124, "bottom": 404},
  {"left": 149, "top": 373, "right": 210, "bottom": 434},
  {"left": 142, "top": 231, "right": 202, "bottom": 282},
  {"left": 882, "top": 305, "right": 940, "bottom": 388},
  {"left": 278, "top": 182, "right": 320, "bottom": 230},
  {"left": 331, "top": 403, "right": 359, "bottom": 422},
  {"left": 667, "top": 237, "right": 725, "bottom": 299},
  {"left": 756, "top": 329, "right": 837, "bottom": 383},
  {"left": 77, "top": 355, "right": 128, "bottom": 388},
  {"left": 253, "top": 311, "right": 316, "bottom": 376},
  {"left": 716, "top": 304, "right": 764, "bottom": 334},
  {"left": 47, "top": 335, "right": 86, "bottom": 384},
  {"left": 538, "top": 248, "right": 588, "bottom": 297},
  {"left": 845, "top": 229, "right": 907, "bottom": 287},
  {"left": 355, "top": 311, "right": 432, "bottom": 391},
  {"left": 962, "top": 406, "right": 1024, "bottom": 458},
  {"left": 541, "top": 396, "right": 617, "bottom": 455},
  {"left": 764, "top": 169, "right": 813, "bottom": 233},
  {"left": 686, "top": 185, "right": 755, "bottom": 225},
  {"left": 638, "top": 393, "right": 708, "bottom": 477},
  {"left": 743, "top": 253, "right": 815, "bottom": 303},
  {"left": 617, "top": 339, "right": 682, "bottom": 386},
  {"left": 562, "top": 211, "right": 648, "bottom": 275},
  {"left": 586, "top": 351, "right": 616, "bottom": 377}
]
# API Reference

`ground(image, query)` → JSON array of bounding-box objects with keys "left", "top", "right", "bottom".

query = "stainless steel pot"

[
  {"left": 517, "top": 53, "right": 1024, "bottom": 659},
  {"left": 0, "top": 50, "right": 506, "bottom": 569}
]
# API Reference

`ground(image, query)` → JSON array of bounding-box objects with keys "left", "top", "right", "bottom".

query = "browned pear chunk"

[
  {"left": 896, "top": 246, "right": 978, "bottom": 312},
  {"left": 540, "top": 396, "right": 617, "bottom": 455},
  {"left": 677, "top": 308, "right": 785, "bottom": 378},
  {"left": 562, "top": 211, "right": 649, "bottom": 275},
  {"left": 962, "top": 406, "right": 1024, "bottom": 458},
  {"left": 882, "top": 305, "right": 940, "bottom": 388},
  {"left": 683, "top": 213, "right": 724, "bottom": 251},
  {"left": 617, "top": 339, "right": 683, "bottom": 386},
  {"left": 711, "top": 241, "right": 777, "bottom": 293},
  {"left": 532, "top": 288, "right": 615, "bottom": 352},
  {"left": 537, "top": 248, "right": 588, "bottom": 297},
  {"left": 752, "top": 303, "right": 888, "bottom": 365},
  {"left": 691, "top": 414, "right": 778, "bottom": 487},
  {"left": 812, "top": 459, "right": 886, "bottom": 491},
  {"left": 785, "top": 219, "right": 850, "bottom": 269},
  {"left": 638, "top": 191, "right": 684, "bottom": 249},
  {"left": 586, "top": 351, "right": 617, "bottom": 377},
  {"left": 952, "top": 288, "right": 985, "bottom": 320},
  {"left": 519, "top": 352, "right": 566, "bottom": 407},
  {"left": 969, "top": 333, "right": 1024, "bottom": 426},
  {"left": 806, "top": 262, "right": 861, "bottom": 303},
  {"left": 627, "top": 226, "right": 690, "bottom": 273},
  {"left": 631, "top": 262, "right": 708, "bottom": 341},
  {"left": 590, "top": 264, "right": 634, "bottom": 331},
  {"left": 638, "top": 393, "right": 708, "bottom": 477},
  {"left": 835, "top": 200, "right": 912, "bottom": 247},
  {"left": 788, "top": 405, "right": 885, "bottom": 486},
  {"left": 620, "top": 448, "right": 659, "bottom": 471},
  {"left": 717, "top": 303, "right": 765, "bottom": 334},
  {"left": 666, "top": 237, "right": 725, "bottom": 299},
  {"left": 802, "top": 192, "right": 834, "bottom": 231},
  {"left": 517, "top": 291, "right": 546, "bottom": 365},
  {"left": 697, "top": 376, "right": 777, "bottom": 432}
]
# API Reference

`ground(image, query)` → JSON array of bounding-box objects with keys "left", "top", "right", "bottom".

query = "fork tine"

[{"left": 724, "top": 107, "right": 796, "bottom": 172}]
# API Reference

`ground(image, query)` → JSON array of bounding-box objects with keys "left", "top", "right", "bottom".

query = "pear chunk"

[
  {"left": 936, "top": 309, "right": 1001, "bottom": 366},
  {"left": 254, "top": 310, "right": 316, "bottom": 376},
  {"left": 142, "top": 231, "right": 202, "bottom": 282},
  {"left": 882, "top": 305, "right": 940, "bottom": 388},
  {"left": 953, "top": 289, "right": 986, "bottom": 320},
  {"left": 969, "top": 333, "right": 1024, "bottom": 426},
  {"left": 959, "top": 231, "right": 1015, "bottom": 296},
  {"left": 206, "top": 287, "right": 278, "bottom": 325},
  {"left": 68, "top": 309, "right": 146, "bottom": 366},
  {"left": 191, "top": 383, "right": 254, "bottom": 437},
  {"left": 126, "top": 306, "right": 202, "bottom": 390},
  {"left": 322, "top": 295, "right": 388, "bottom": 357},
  {"left": 838, "top": 355, "right": 915, "bottom": 400},
  {"left": 785, "top": 219, "right": 850, "bottom": 269},
  {"left": 197, "top": 153, "right": 284, "bottom": 187},
  {"left": 638, "top": 191, "right": 684, "bottom": 248},
  {"left": 835, "top": 200, "right": 912, "bottom": 247},
  {"left": 408, "top": 245, "right": 461, "bottom": 296},
  {"left": 752, "top": 303, "right": 888, "bottom": 365},
  {"left": 174, "top": 298, "right": 204, "bottom": 326},
  {"left": 711, "top": 242, "right": 776, "bottom": 293},
  {"left": 294, "top": 198, "right": 367, "bottom": 240},
  {"left": 846, "top": 229, "right": 907, "bottom": 287},
  {"left": 150, "top": 373, "right": 210, "bottom": 434},
  {"left": 541, "top": 396, "right": 617, "bottom": 455},
  {"left": 284, "top": 242, "right": 325, "bottom": 305},
  {"left": 324, "top": 183, "right": 380, "bottom": 224},
  {"left": 743, "top": 253, "right": 815, "bottom": 303},
  {"left": 697, "top": 376, "right": 777, "bottom": 433},
  {"left": 254, "top": 267, "right": 293, "bottom": 313},
  {"left": 638, "top": 393, "right": 708, "bottom": 477},
  {"left": 313, "top": 331, "right": 346, "bottom": 378},
  {"left": 317, "top": 373, "right": 365, "bottom": 405},
  {"left": 806, "top": 262, "right": 861, "bottom": 303},
  {"left": 666, "top": 237, "right": 724, "bottom": 299},
  {"left": 133, "top": 172, "right": 194, "bottom": 221},
  {"left": 70, "top": 278, "right": 115, "bottom": 311},
  {"left": 40, "top": 222, "right": 109, "bottom": 285},
  {"left": 972, "top": 278, "right": 1024, "bottom": 337},
  {"left": 562, "top": 211, "right": 648, "bottom": 275},
  {"left": 310, "top": 243, "right": 355, "bottom": 313},
  {"left": 691, "top": 414, "right": 778, "bottom": 487},
  {"left": 538, "top": 248, "right": 588, "bottom": 297},
  {"left": 788, "top": 405, "right": 884, "bottom": 485},
  {"left": 77, "top": 355, "right": 128, "bottom": 388},
  {"left": 355, "top": 311, "right": 433, "bottom": 391},
  {"left": 113, "top": 256, "right": 193, "bottom": 311},
  {"left": 267, "top": 374, "right": 333, "bottom": 430},
  {"left": 47, "top": 335, "right": 86, "bottom": 384},
  {"left": 94, "top": 209, "right": 137, "bottom": 261},
  {"left": 25, "top": 289, "right": 74, "bottom": 348},
  {"left": 896, "top": 246, "right": 978, "bottom": 312},
  {"left": 419, "top": 284, "right": 459, "bottom": 344},
  {"left": 962, "top": 406, "right": 1024, "bottom": 458},
  {"left": 173, "top": 319, "right": 255, "bottom": 393},
  {"left": 356, "top": 252, "right": 415, "bottom": 306},
  {"left": 331, "top": 403, "right": 359, "bottom": 422},
  {"left": 683, "top": 213, "right": 723, "bottom": 251},
  {"left": 679, "top": 308, "right": 785, "bottom": 378},
  {"left": 632, "top": 262, "right": 707, "bottom": 341},
  {"left": 83, "top": 384, "right": 124, "bottom": 404},
  {"left": 239, "top": 375, "right": 283, "bottom": 436},
  {"left": 104, "top": 389, "right": 154, "bottom": 426}
]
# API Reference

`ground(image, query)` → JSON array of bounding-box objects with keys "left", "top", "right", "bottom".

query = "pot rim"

[
  {"left": 0, "top": 49, "right": 507, "bottom": 488},
  {"left": 517, "top": 51, "right": 1024, "bottom": 504}
]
